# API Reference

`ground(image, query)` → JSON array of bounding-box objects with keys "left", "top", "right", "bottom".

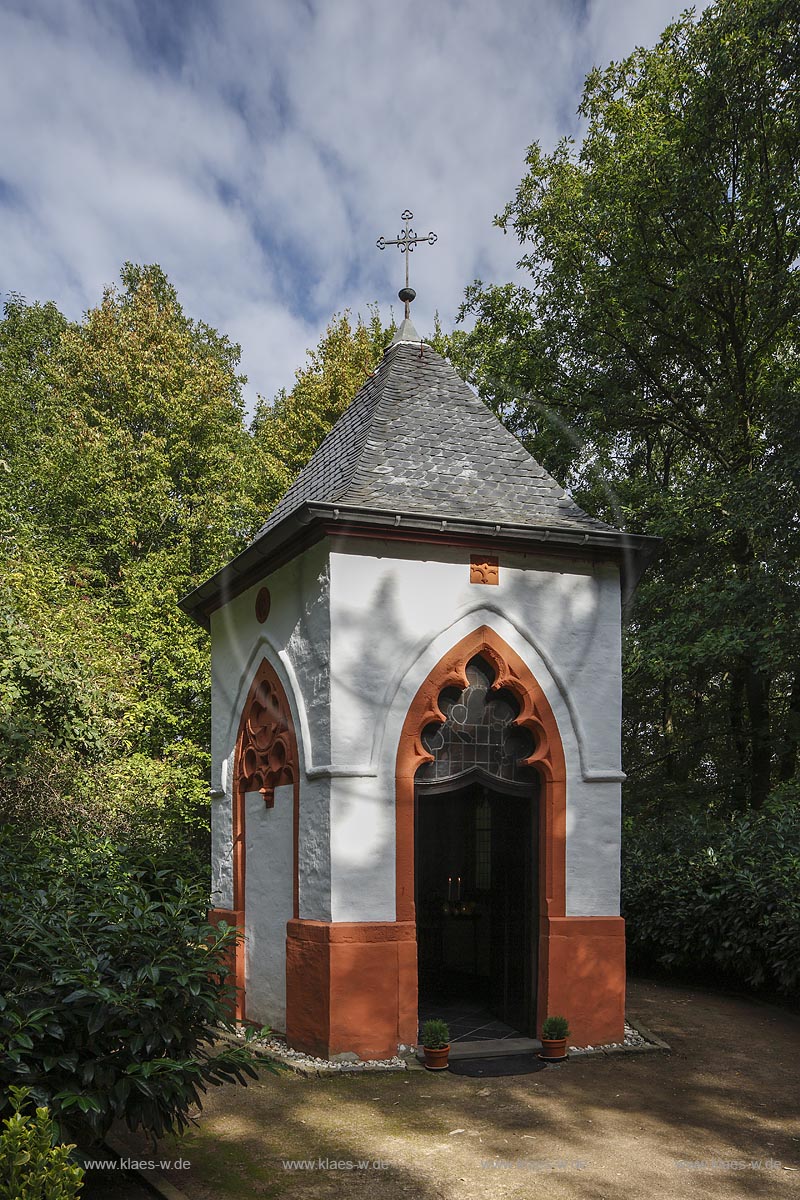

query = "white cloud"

[{"left": 0, "top": 0, "right": 711, "bottom": 412}]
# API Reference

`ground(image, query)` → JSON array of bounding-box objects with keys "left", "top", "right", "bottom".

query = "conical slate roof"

[
  {"left": 181, "top": 326, "right": 658, "bottom": 627},
  {"left": 254, "top": 336, "right": 614, "bottom": 542}
]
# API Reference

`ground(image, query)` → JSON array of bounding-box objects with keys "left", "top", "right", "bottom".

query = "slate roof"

[
  {"left": 253, "top": 335, "right": 618, "bottom": 543},
  {"left": 180, "top": 325, "right": 660, "bottom": 627}
]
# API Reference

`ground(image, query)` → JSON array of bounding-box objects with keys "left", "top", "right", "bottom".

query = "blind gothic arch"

[{"left": 232, "top": 657, "right": 300, "bottom": 920}]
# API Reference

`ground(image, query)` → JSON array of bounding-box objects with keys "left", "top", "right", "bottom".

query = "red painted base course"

[
  {"left": 538, "top": 916, "right": 626, "bottom": 1046},
  {"left": 283, "top": 915, "right": 625, "bottom": 1059},
  {"left": 285, "top": 919, "right": 418, "bottom": 1060},
  {"left": 207, "top": 907, "right": 245, "bottom": 1020}
]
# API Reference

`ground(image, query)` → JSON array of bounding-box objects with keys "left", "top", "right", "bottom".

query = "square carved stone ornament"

[{"left": 470, "top": 555, "right": 499, "bottom": 585}]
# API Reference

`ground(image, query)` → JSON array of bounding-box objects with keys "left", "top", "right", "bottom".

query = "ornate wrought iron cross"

[{"left": 376, "top": 209, "right": 437, "bottom": 319}]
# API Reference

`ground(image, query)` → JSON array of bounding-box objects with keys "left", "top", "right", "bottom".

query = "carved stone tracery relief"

[
  {"left": 470, "top": 555, "right": 499, "bottom": 585},
  {"left": 229, "top": 657, "right": 300, "bottom": 1015},
  {"left": 237, "top": 663, "right": 297, "bottom": 807}
]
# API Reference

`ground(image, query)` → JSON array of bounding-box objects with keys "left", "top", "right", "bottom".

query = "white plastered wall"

[
  {"left": 244, "top": 783, "right": 293, "bottom": 1030},
  {"left": 208, "top": 534, "right": 625, "bottom": 1025},
  {"left": 327, "top": 540, "right": 624, "bottom": 923},
  {"left": 209, "top": 541, "right": 333, "bottom": 1029}
]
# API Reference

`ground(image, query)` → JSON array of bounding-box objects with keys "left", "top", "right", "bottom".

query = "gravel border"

[
  {"left": 254, "top": 1034, "right": 409, "bottom": 1076},
  {"left": 566, "top": 1018, "right": 671, "bottom": 1058},
  {"left": 222, "top": 1027, "right": 410, "bottom": 1077},
  {"left": 223, "top": 1017, "right": 670, "bottom": 1076}
]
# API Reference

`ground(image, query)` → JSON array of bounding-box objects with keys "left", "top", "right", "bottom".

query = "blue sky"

[{"left": 0, "top": 0, "right": 708, "bottom": 412}]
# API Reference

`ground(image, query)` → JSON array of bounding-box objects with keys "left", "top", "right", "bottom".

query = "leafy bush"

[
  {"left": 541, "top": 1015, "right": 570, "bottom": 1040},
  {"left": 0, "top": 590, "right": 212, "bottom": 883},
  {"left": 0, "top": 829, "right": 263, "bottom": 1145},
  {"left": 0, "top": 1087, "right": 84, "bottom": 1199},
  {"left": 421, "top": 1019, "right": 450, "bottom": 1049},
  {"left": 622, "top": 804, "right": 800, "bottom": 996}
]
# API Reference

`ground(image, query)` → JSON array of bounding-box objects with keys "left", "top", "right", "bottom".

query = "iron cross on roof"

[{"left": 377, "top": 209, "right": 437, "bottom": 318}]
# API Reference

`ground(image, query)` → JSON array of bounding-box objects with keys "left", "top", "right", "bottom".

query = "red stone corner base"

[
  {"left": 285, "top": 919, "right": 418, "bottom": 1060},
  {"left": 538, "top": 916, "right": 626, "bottom": 1047}
]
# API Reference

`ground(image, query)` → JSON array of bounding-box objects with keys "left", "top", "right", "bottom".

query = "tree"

[
  {"left": 48, "top": 262, "right": 258, "bottom": 580},
  {"left": 449, "top": 0, "right": 800, "bottom": 811},
  {"left": 0, "top": 276, "right": 398, "bottom": 854},
  {"left": 0, "top": 268, "right": 263, "bottom": 856}
]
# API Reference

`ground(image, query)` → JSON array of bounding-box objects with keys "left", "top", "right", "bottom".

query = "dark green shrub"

[
  {"left": 622, "top": 804, "right": 800, "bottom": 997},
  {"left": 0, "top": 1087, "right": 84, "bottom": 1199},
  {"left": 0, "top": 829, "right": 264, "bottom": 1145},
  {"left": 541, "top": 1015, "right": 569, "bottom": 1040},
  {"left": 421, "top": 1019, "right": 450, "bottom": 1049}
]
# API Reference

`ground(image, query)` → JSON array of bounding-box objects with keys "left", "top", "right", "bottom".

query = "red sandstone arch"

[
  {"left": 232, "top": 657, "right": 300, "bottom": 913},
  {"left": 212, "top": 657, "right": 299, "bottom": 1020},
  {"left": 396, "top": 624, "right": 568, "bottom": 1034},
  {"left": 396, "top": 624, "right": 566, "bottom": 921}
]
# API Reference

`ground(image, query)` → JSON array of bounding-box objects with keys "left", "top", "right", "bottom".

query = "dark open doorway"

[{"left": 415, "top": 772, "right": 538, "bottom": 1037}]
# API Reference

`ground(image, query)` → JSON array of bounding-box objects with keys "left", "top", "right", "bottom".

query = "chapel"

[{"left": 181, "top": 299, "right": 657, "bottom": 1060}]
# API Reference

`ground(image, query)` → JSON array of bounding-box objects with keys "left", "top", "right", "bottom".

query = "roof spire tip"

[
  {"left": 376, "top": 208, "right": 437, "bottom": 320},
  {"left": 398, "top": 285, "right": 416, "bottom": 320}
]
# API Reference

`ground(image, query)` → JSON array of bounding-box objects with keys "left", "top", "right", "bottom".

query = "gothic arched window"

[{"left": 416, "top": 654, "right": 536, "bottom": 784}]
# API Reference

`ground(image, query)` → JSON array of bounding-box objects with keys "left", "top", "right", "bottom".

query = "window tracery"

[
  {"left": 416, "top": 655, "right": 535, "bottom": 783},
  {"left": 237, "top": 670, "right": 296, "bottom": 807}
]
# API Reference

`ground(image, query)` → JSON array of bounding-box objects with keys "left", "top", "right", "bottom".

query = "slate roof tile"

[{"left": 252, "top": 339, "right": 620, "bottom": 544}]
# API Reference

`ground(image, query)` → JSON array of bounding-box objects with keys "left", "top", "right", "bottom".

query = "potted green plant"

[
  {"left": 421, "top": 1019, "right": 451, "bottom": 1070},
  {"left": 540, "top": 1015, "right": 570, "bottom": 1060}
]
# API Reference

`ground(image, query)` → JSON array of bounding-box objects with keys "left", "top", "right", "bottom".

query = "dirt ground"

[{"left": 101, "top": 978, "right": 800, "bottom": 1199}]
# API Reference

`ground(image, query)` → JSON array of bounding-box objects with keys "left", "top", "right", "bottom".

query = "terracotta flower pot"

[
  {"left": 422, "top": 1044, "right": 450, "bottom": 1070},
  {"left": 540, "top": 1037, "right": 568, "bottom": 1060}
]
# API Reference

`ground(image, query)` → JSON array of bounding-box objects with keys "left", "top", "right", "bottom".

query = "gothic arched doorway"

[
  {"left": 415, "top": 655, "right": 540, "bottom": 1035},
  {"left": 396, "top": 625, "right": 567, "bottom": 1043}
]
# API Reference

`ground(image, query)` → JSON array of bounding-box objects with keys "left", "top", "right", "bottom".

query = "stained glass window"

[{"left": 416, "top": 655, "right": 536, "bottom": 783}]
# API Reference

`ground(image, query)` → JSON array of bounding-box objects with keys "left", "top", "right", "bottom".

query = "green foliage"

[
  {"left": 0, "top": 266, "right": 266, "bottom": 859},
  {"left": 0, "top": 1088, "right": 83, "bottom": 1200},
  {"left": 541, "top": 1016, "right": 569, "bottom": 1040},
  {"left": 448, "top": 0, "right": 800, "bottom": 813},
  {"left": 421, "top": 1019, "right": 450, "bottom": 1049},
  {"left": 0, "top": 283, "right": 401, "bottom": 860},
  {"left": 49, "top": 262, "right": 256, "bottom": 579},
  {"left": 0, "top": 829, "right": 265, "bottom": 1145},
  {"left": 622, "top": 803, "right": 800, "bottom": 996}
]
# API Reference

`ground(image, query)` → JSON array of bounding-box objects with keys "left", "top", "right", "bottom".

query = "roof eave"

[
  {"left": 314, "top": 503, "right": 661, "bottom": 603},
  {"left": 179, "top": 501, "right": 661, "bottom": 630},
  {"left": 178, "top": 506, "right": 319, "bottom": 631}
]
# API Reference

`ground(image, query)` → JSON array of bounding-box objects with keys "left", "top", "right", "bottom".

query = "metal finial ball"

[{"left": 398, "top": 286, "right": 416, "bottom": 304}]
